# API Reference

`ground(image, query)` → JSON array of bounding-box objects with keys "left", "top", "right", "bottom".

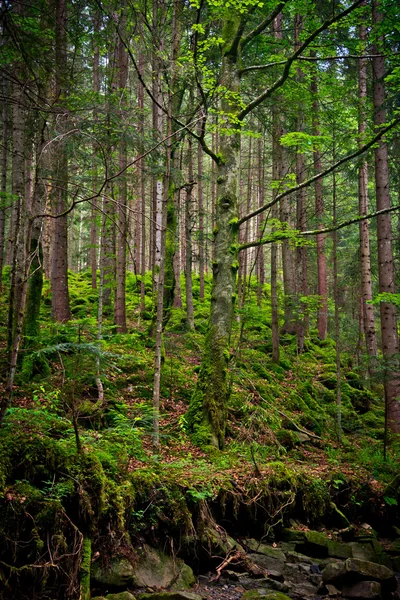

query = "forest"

[{"left": 0, "top": 0, "right": 400, "bottom": 599}]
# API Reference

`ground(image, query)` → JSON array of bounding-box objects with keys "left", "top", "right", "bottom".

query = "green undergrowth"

[{"left": 0, "top": 270, "right": 399, "bottom": 597}]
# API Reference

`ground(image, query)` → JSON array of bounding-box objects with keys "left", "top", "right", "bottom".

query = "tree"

[{"left": 187, "top": 0, "right": 391, "bottom": 448}]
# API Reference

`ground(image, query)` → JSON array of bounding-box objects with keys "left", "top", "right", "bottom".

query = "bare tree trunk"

[
  {"left": 271, "top": 74, "right": 281, "bottom": 364},
  {"left": 311, "top": 59, "right": 328, "bottom": 340},
  {"left": 198, "top": 129, "right": 205, "bottom": 300},
  {"left": 185, "top": 137, "right": 195, "bottom": 331},
  {"left": 332, "top": 155, "right": 342, "bottom": 443},
  {"left": 256, "top": 134, "right": 265, "bottom": 306},
  {"left": 372, "top": 0, "right": 400, "bottom": 433},
  {"left": 115, "top": 5, "right": 128, "bottom": 333},
  {"left": 358, "top": 22, "right": 378, "bottom": 367},
  {"left": 51, "top": 0, "right": 70, "bottom": 323},
  {"left": 90, "top": 11, "right": 100, "bottom": 290},
  {"left": 295, "top": 14, "right": 308, "bottom": 351},
  {"left": 0, "top": 75, "right": 7, "bottom": 287}
]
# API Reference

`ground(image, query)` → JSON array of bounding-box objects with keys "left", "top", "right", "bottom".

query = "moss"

[
  {"left": 186, "top": 327, "right": 228, "bottom": 449},
  {"left": 79, "top": 536, "right": 91, "bottom": 600}
]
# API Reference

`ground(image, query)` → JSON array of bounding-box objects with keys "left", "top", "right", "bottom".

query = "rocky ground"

[{"left": 90, "top": 523, "right": 400, "bottom": 600}]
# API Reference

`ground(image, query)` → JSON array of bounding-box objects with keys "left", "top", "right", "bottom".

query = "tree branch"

[
  {"left": 239, "top": 53, "right": 387, "bottom": 76},
  {"left": 239, "top": 204, "right": 400, "bottom": 252},
  {"left": 240, "top": 0, "right": 290, "bottom": 51},
  {"left": 237, "top": 0, "right": 365, "bottom": 120},
  {"left": 238, "top": 117, "right": 400, "bottom": 227}
]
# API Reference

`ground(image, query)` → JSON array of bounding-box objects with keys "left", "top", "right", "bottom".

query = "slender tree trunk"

[
  {"left": 277, "top": 14, "right": 296, "bottom": 335},
  {"left": 115, "top": 6, "right": 128, "bottom": 333},
  {"left": 332, "top": 157, "right": 342, "bottom": 443},
  {"left": 198, "top": 129, "right": 205, "bottom": 300},
  {"left": 271, "top": 75, "right": 281, "bottom": 363},
  {"left": 295, "top": 14, "right": 308, "bottom": 351},
  {"left": 372, "top": 0, "right": 400, "bottom": 433},
  {"left": 90, "top": 12, "right": 100, "bottom": 290},
  {"left": 51, "top": 0, "right": 70, "bottom": 323},
  {"left": 256, "top": 134, "right": 265, "bottom": 306},
  {"left": 358, "top": 22, "right": 378, "bottom": 366},
  {"left": 311, "top": 60, "right": 328, "bottom": 340},
  {"left": 185, "top": 138, "right": 195, "bottom": 331},
  {"left": 0, "top": 75, "right": 7, "bottom": 287}
]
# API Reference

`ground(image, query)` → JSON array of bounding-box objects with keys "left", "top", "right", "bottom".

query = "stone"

[
  {"left": 322, "top": 558, "right": 395, "bottom": 591},
  {"left": 341, "top": 580, "right": 381, "bottom": 599},
  {"left": 251, "top": 578, "right": 290, "bottom": 593},
  {"left": 106, "top": 594, "right": 137, "bottom": 600},
  {"left": 91, "top": 557, "right": 136, "bottom": 588},
  {"left": 244, "top": 539, "right": 286, "bottom": 562},
  {"left": 291, "top": 581, "right": 318, "bottom": 596},
  {"left": 281, "top": 529, "right": 306, "bottom": 543},
  {"left": 201, "top": 526, "right": 244, "bottom": 556},
  {"left": 327, "top": 541, "right": 353, "bottom": 560},
  {"left": 325, "top": 584, "right": 341, "bottom": 596},
  {"left": 137, "top": 593, "right": 202, "bottom": 600},
  {"left": 91, "top": 547, "right": 195, "bottom": 592},
  {"left": 92, "top": 597, "right": 107, "bottom": 600},
  {"left": 133, "top": 545, "right": 194, "bottom": 590},
  {"left": 171, "top": 563, "right": 196, "bottom": 591},
  {"left": 241, "top": 592, "right": 291, "bottom": 600},
  {"left": 247, "top": 553, "right": 285, "bottom": 579},
  {"left": 285, "top": 551, "right": 314, "bottom": 565}
]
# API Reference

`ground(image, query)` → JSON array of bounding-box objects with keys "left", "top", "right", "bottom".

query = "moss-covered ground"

[{"left": 0, "top": 270, "right": 398, "bottom": 598}]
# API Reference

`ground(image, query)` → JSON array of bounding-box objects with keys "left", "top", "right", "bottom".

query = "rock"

[
  {"left": 325, "top": 584, "right": 341, "bottom": 596},
  {"left": 91, "top": 557, "right": 136, "bottom": 588},
  {"left": 247, "top": 553, "right": 285, "bottom": 579},
  {"left": 241, "top": 592, "right": 291, "bottom": 600},
  {"left": 133, "top": 545, "right": 194, "bottom": 590},
  {"left": 322, "top": 558, "right": 395, "bottom": 591},
  {"left": 106, "top": 594, "right": 137, "bottom": 600},
  {"left": 281, "top": 529, "right": 306, "bottom": 543},
  {"left": 201, "top": 526, "right": 244, "bottom": 556},
  {"left": 327, "top": 541, "right": 353, "bottom": 560},
  {"left": 285, "top": 551, "right": 314, "bottom": 565},
  {"left": 250, "top": 578, "right": 291, "bottom": 593},
  {"left": 244, "top": 539, "right": 286, "bottom": 562},
  {"left": 341, "top": 580, "right": 381, "bottom": 599},
  {"left": 137, "top": 593, "right": 202, "bottom": 600},
  {"left": 171, "top": 563, "right": 196, "bottom": 591},
  {"left": 91, "top": 547, "right": 194, "bottom": 591},
  {"left": 291, "top": 581, "right": 318, "bottom": 596},
  {"left": 92, "top": 597, "right": 107, "bottom": 600}
]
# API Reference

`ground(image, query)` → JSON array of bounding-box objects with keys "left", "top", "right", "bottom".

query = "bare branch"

[
  {"left": 240, "top": 1, "right": 290, "bottom": 51},
  {"left": 239, "top": 204, "right": 400, "bottom": 252},
  {"left": 237, "top": 0, "right": 365, "bottom": 120},
  {"left": 238, "top": 117, "right": 400, "bottom": 227}
]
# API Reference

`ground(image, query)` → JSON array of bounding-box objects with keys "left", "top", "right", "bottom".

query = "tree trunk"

[
  {"left": 311, "top": 60, "right": 328, "bottom": 340},
  {"left": 51, "top": 0, "right": 70, "bottom": 323},
  {"left": 358, "top": 22, "right": 378, "bottom": 366},
  {"left": 372, "top": 0, "right": 400, "bottom": 433},
  {"left": 198, "top": 128, "right": 205, "bottom": 300},
  {"left": 187, "top": 26, "right": 241, "bottom": 448},
  {"left": 0, "top": 74, "right": 7, "bottom": 287},
  {"left": 185, "top": 137, "right": 195, "bottom": 331},
  {"left": 90, "top": 11, "right": 100, "bottom": 290},
  {"left": 114, "top": 6, "right": 128, "bottom": 333}
]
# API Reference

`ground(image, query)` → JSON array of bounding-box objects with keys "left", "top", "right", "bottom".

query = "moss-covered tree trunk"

[{"left": 187, "top": 20, "right": 241, "bottom": 448}]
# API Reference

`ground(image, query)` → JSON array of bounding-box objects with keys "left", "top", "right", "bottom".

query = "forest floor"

[{"left": 0, "top": 270, "right": 399, "bottom": 598}]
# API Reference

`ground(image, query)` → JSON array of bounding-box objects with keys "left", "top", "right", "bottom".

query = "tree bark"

[
  {"left": 51, "top": 0, "right": 70, "bottom": 323},
  {"left": 114, "top": 4, "right": 128, "bottom": 333},
  {"left": 185, "top": 137, "right": 195, "bottom": 331},
  {"left": 311, "top": 59, "right": 328, "bottom": 340},
  {"left": 358, "top": 22, "right": 378, "bottom": 366},
  {"left": 372, "top": 0, "right": 400, "bottom": 433}
]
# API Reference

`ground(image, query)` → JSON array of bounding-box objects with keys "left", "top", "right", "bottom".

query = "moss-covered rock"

[
  {"left": 106, "top": 593, "right": 137, "bottom": 600},
  {"left": 241, "top": 592, "right": 291, "bottom": 600}
]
